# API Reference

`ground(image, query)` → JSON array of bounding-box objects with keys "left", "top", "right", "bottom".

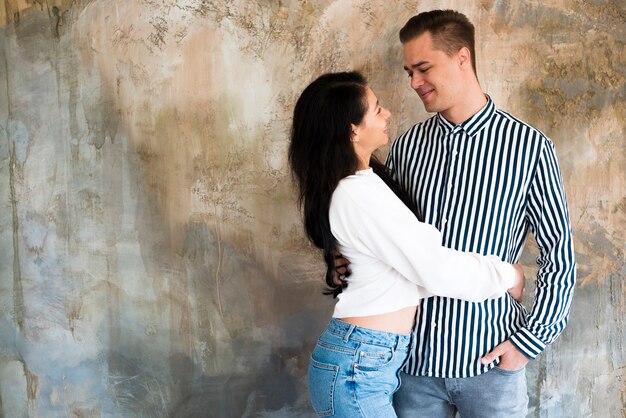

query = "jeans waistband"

[{"left": 327, "top": 318, "right": 412, "bottom": 349}]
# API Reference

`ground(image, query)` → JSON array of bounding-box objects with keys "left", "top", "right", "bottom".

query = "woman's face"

[{"left": 352, "top": 87, "right": 392, "bottom": 154}]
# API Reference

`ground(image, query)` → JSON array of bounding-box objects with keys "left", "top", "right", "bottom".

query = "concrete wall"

[{"left": 0, "top": 0, "right": 623, "bottom": 416}]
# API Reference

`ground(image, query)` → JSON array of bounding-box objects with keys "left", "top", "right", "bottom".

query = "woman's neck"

[{"left": 357, "top": 151, "right": 371, "bottom": 170}]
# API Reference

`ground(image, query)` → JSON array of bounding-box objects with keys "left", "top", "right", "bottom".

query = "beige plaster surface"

[{"left": 0, "top": 0, "right": 623, "bottom": 416}]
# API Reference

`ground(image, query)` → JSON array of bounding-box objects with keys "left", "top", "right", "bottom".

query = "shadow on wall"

[{"left": 0, "top": 0, "right": 624, "bottom": 417}]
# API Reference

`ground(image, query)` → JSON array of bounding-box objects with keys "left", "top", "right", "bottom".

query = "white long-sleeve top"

[{"left": 329, "top": 168, "right": 516, "bottom": 318}]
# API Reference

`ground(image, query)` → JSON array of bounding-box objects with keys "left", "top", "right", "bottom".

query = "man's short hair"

[{"left": 400, "top": 10, "right": 477, "bottom": 75}]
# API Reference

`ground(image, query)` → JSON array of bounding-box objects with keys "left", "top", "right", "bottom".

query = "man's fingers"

[
  {"left": 480, "top": 352, "right": 496, "bottom": 365},
  {"left": 333, "top": 252, "right": 350, "bottom": 276},
  {"left": 480, "top": 343, "right": 506, "bottom": 365},
  {"left": 332, "top": 275, "right": 346, "bottom": 286}
]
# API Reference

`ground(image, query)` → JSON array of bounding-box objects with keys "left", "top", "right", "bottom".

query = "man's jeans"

[{"left": 393, "top": 368, "right": 528, "bottom": 418}]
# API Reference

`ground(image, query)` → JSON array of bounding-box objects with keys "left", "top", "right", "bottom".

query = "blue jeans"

[
  {"left": 308, "top": 318, "right": 412, "bottom": 417},
  {"left": 393, "top": 368, "right": 528, "bottom": 418}
]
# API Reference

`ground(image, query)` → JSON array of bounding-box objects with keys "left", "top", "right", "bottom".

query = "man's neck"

[{"left": 440, "top": 84, "right": 487, "bottom": 125}]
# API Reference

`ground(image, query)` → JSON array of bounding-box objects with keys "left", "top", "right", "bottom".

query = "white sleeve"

[{"left": 330, "top": 179, "right": 515, "bottom": 302}]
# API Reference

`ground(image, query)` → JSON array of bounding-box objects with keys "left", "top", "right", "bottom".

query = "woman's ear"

[{"left": 350, "top": 123, "right": 360, "bottom": 142}]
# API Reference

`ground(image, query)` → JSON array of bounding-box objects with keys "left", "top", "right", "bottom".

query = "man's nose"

[{"left": 411, "top": 73, "right": 424, "bottom": 90}]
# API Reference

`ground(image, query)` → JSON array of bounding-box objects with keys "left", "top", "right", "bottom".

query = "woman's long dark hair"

[{"left": 288, "top": 71, "right": 418, "bottom": 297}]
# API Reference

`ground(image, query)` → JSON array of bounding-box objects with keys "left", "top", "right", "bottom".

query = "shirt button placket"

[
  {"left": 439, "top": 134, "right": 454, "bottom": 233},
  {"left": 440, "top": 130, "right": 458, "bottom": 231}
]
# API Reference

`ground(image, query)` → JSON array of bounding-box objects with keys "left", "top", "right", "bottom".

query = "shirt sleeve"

[
  {"left": 508, "top": 139, "right": 577, "bottom": 359},
  {"left": 330, "top": 178, "right": 516, "bottom": 302}
]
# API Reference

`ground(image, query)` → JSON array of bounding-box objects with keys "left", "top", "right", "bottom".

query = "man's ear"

[{"left": 458, "top": 47, "right": 471, "bottom": 69}]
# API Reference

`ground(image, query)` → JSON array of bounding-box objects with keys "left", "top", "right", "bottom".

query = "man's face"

[{"left": 403, "top": 32, "right": 464, "bottom": 115}]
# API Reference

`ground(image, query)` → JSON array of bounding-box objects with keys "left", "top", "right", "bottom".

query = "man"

[{"left": 387, "top": 9, "right": 576, "bottom": 417}]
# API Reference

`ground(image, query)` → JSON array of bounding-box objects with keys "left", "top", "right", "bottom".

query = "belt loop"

[
  {"left": 396, "top": 332, "right": 410, "bottom": 351},
  {"left": 404, "top": 330, "right": 414, "bottom": 352},
  {"left": 343, "top": 324, "right": 356, "bottom": 342}
]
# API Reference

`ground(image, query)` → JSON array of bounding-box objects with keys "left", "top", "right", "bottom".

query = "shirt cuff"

[{"left": 509, "top": 327, "right": 546, "bottom": 360}]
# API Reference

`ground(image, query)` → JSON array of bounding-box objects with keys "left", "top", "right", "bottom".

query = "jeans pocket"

[
  {"left": 308, "top": 358, "right": 339, "bottom": 417},
  {"left": 355, "top": 343, "right": 395, "bottom": 371},
  {"left": 494, "top": 365, "right": 526, "bottom": 375}
]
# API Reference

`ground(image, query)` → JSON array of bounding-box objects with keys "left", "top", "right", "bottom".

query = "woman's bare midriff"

[{"left": 339, "top": 305, "right": 417, "bottom": 335}]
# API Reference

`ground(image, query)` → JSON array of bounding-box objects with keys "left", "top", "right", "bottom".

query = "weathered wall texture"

[{"left": 0, "top": 0, "right": 623, "bottom": 416}]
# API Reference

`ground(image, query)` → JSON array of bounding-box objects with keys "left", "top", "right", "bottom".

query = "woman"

[{"left": 288, "top": 72, "right": 524, "bottom": 417}]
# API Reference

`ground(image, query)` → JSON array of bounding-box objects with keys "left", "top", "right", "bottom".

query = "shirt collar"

[{"left": 436, "top": 96, "right": 496, "bottom": 137}]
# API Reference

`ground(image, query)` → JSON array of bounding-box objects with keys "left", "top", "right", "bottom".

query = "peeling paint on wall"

[{"left": 0, "top": 0, "right": 624, "bottom": 416}]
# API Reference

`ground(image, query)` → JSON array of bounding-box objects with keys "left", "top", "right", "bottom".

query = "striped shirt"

[{"left": 386, "top": 97, "right": 576, "bottom": 378}]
